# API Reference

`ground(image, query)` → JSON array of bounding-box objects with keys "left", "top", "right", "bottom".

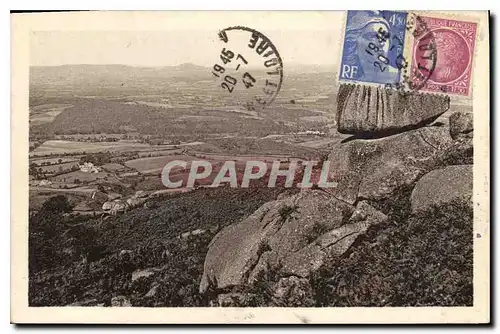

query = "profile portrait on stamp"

[
  {"left": 339, "top": 10, "right": 408, "bottom": 85},
  {"left": 410, "top": 15, "right": 477, "bottom": 96}
]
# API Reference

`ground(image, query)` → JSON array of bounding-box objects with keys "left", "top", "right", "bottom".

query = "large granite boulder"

[
  {"left": 449, "top": 111, "right": 473, "bottom": 139},
  {"left": 199, "top": 190, "right": 353, "bottom": 292},
  {"left": 410, "top": 165, "right": 473, "bottom": 213},
  {"left": 337, "top": 84, "right": 450, "bottom": 137},
  {"left": 199, "top": 191, "right": 387, "bottom": 293},
  {"left": 325, "top": 126, "right": 454, "bottom": 204}
]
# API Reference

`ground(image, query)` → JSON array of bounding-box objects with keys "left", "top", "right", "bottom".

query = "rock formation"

[
  {"left": 449, "top": 111, "right": 473, "bottom": 139},
  {"left": 324, "top": 126, "right": 453, "bottom": 204},
  {"left": 411, "top": 165, "right": 473, "bottom": 213},
  {"left": 199, "top": 191, "right": 388, "bottom": 293},
  {"left": 200, "top": 83, "right": 474, "bottom": 306},
  {"left": 337, "top": 84, "right": 450, "bottom": 137}
]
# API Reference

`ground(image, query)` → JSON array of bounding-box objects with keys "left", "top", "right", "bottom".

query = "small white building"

[
  {"left": 38, "top": 179, "right": 53, "bottom": 187},
  {"left": 79, "top": 162, "right": 100, "bottom": 173}
]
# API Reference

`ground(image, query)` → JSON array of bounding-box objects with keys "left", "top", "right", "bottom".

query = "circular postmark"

[
  {"left": 407, "top": 14, "right": 438, "bottom": 91},
  {"left": 383, "top": 14, "right": 438, "bottom": 92},
  {"left": 212, "top": 26, "right": 283, "bottom": 110}
]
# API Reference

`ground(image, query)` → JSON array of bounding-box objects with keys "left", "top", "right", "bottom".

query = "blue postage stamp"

[{"left": 339, "top": 10, "right": 408, "bottom": 85}]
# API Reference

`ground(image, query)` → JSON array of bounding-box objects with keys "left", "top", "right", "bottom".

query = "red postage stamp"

[{"left": 410, "top": 15, "right": 477, "bottom": 96}]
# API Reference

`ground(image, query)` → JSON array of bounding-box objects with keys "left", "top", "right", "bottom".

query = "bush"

[{"left": 311, "top": 199, "right": 473, "bottom": 307}]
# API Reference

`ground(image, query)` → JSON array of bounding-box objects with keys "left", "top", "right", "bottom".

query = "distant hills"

[
  {"left": 30, "top": 63, "right": 336, "bottom": 88},
  {"left": 30, "top": 63, "right": 211, "bottom": 88},
  {"left": 29, "top": 63, "right": 336, "bottom": 138}
]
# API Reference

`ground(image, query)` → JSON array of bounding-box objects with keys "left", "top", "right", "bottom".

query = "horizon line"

[{"left": 30, "top": 62, "right": 338, "bottom": 68}]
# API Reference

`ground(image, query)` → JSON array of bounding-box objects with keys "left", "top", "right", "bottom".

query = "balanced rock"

[
  {"left": 337, "top": 83, "right": 450, "bottom": 137},
  {"left": 325, "top": 126, "right": 453, "bottom": 204},
  {"left": 410, "top": 165, "right": 473, "bottom": 213},
  {"left": 449, "top": 111, "right": 473, "bottom": 139}
]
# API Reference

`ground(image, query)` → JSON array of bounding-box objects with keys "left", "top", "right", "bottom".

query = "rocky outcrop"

[
  {"left": 325, "top": 126, "right": 453, "bottom": 204},
  {"left": 199, "top": 192, "right": 387, "bottom": 293},
  {"left": 280, "top": 201, "right": 387, "bottom": 278},
  {"left": 199, "top": 83, "right": 474, "bottom": 306},
  {"left": 337, "top": 84, "right": 450, "bottom": 137},
  {"left": 199, "top": 190, "right": 354, "bottom": 293},
  {"left": 449, "top": 111, "right": 473, "bottom": 139},
  {"left": 411, "top": 165, "right": 473, "bottom": 213}
]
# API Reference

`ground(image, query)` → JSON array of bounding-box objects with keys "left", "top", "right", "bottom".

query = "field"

[
  {"left": 30, "top": 139, "right": 208, "bottom": 157},
  {"left": 31, "top": 140, "right": 150, "bottom": 156},
  {"left": 50, "top": 170, "right": 113, "bottom": 183},
  {"left": 38, "top": 161, "right": 79, "bottom": 173},
  {"left": 125, "top": 155, "right": 199, "bottom": 174},
  {"left": 29, "top": 103, "right": 73, "bottom": 126},
  {"left": 101, "top": 163, "right": 127, "bottom": 172}
]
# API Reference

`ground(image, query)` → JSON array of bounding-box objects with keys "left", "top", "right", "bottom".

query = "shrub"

[{"left": 311, "top": 199, "right": 473, "bottom": 307}]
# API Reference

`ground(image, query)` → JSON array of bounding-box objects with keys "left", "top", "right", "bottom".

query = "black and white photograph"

[{"left": 10, "top": 10, "right": 490, "bottom": 324}]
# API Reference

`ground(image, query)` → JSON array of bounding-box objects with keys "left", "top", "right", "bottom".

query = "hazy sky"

[{"left": 30, "top": 29, "right": 342, "bottom": 67}]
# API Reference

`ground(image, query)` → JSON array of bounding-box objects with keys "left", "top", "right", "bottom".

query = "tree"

[
  {"left": 58, "top": 158, "right": 63, "bottom": 164},
  {"left": 40, "top": 195, "right": 72, "bottom": 214}
]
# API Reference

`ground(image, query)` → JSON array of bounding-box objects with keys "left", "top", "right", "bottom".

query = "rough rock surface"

[
  {"left": 280, "top": 200, "right": 388, "bottom": 277},
  {"left": 411, "top": 165, "right": 473, "bottom": 213},
  {"left": 325, "top": 126, "right": 453, "bottom": 204},
  {"left": 199, "top": 190, "right": 353, "bottom": 293},
  {"left": 199, "top": 193, "right": 387, "bottom": 293},
  {"left": 449, "top": 111, "right": 473, "bottom": 139},
  {"left": 337, "top": 84, "right": 450, "bottom": 136}
]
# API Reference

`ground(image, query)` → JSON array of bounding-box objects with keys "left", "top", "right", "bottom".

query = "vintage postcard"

[{"left": 11, "top": 10, "right": 490, "bottom": 324}]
